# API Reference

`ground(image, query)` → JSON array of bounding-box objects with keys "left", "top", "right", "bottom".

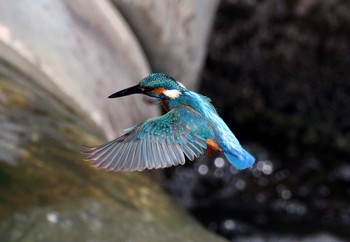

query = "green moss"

[{"left": 0, "top": 76, "right": 227, "bottom": 242}]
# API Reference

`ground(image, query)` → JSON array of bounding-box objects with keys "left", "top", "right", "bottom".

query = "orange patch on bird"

[
  {"left": 206, "top": 139, "right": 223, "bottom": 154},
  {"left": 152, "top": 87, "right": 166, "bottom": 95},
  {"left": 162, "top": 100, "right": 170, "bottom": 112}
]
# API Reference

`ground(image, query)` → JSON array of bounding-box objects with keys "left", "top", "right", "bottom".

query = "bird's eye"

[{"left": 140, "top": 86, "right": 152, "bottom": 92}]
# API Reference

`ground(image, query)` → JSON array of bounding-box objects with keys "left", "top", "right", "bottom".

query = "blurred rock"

[
  {"left": 113, "top": 0, "right": 219, "bottom": 89},
  {"left": 0, "top": 198, "right": 227, "bottom": 242},
  {"left": 0, "top": 0, "right": 156, "bottom": 140},
  {"left": 0, "top": 0, "right": 225, "bottom": 241},
  {"left": 0, "top": 75, "right": 227, "bottom": 242},
  {"left": 0, "top": 0, "right": 218, "bottom": 138}
]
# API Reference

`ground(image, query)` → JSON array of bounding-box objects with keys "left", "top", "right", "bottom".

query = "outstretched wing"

[{"left": 84, "top": 106, "right": 214, "bottom": 171}]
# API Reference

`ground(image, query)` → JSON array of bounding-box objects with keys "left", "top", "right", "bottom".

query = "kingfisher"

[{"left": 84, "top": 73, "right": 255, "bottom": 171}]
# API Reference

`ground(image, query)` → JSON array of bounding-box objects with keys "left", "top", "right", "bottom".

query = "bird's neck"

[{"left": 166, "top": 91, "right": 215, "bottom": 115}]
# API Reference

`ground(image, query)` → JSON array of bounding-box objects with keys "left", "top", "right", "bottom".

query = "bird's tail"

[{"left": 224, "top": 148, "right": 255, "bottom": 170}]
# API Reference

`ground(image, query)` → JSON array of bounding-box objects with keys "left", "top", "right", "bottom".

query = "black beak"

[{"left": 108, "top": 85, "right": 142, "bottom": 98}]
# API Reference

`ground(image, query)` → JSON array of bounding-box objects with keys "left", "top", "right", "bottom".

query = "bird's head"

[{"left": 108, "top": 73, "right": 186, "bottom": 100}]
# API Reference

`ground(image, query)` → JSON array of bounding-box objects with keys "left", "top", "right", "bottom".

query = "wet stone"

[{"left": 0, "top": 75, "right": 228, "bottom": 242}]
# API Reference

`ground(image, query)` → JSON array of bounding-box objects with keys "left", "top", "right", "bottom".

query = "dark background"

[{"left": 162, "top": 0, "right": 350, "bottom": 240}]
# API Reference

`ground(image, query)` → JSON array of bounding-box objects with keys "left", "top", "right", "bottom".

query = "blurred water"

[
  {"left": 161, "top": 1, "right": 350, "bottom": 241},
  {"left": 162, "top": 143, "right": 349, "bottom": 241}
]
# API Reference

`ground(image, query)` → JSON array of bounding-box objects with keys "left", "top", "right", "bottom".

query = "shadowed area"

[
  {"left": 0, "top": 73, "right": 227, "bottom": 242},
  {"left": 161, "top": 1, "right": 350, "bottom": 241}
]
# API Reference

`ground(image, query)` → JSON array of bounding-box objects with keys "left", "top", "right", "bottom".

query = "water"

[
  {"left": 162, "top": 145, "right": 349, "bottom": 241},
  {"left": 161, "top": 1, "right": 350, "bottom": 240}
]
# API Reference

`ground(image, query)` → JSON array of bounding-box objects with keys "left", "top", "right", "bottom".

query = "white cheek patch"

[{"left": 163, "top": 89, "right": 182, "bottom": 99}]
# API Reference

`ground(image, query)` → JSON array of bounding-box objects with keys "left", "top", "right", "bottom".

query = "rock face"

[
  {"left": 112, "top": 0, "right": 219, "bottom": 89},
  {"left": 0, "top": 1, "right": 224, "bottom": 241},
  {"left": 0, "top": 0, "right": 219, "bottom": 138},
  {"left": 0, "top": 75, "right": 227, "bottom": 242},
  {"left": 0, "top": 0, "right": 156, "bottom": 140}
]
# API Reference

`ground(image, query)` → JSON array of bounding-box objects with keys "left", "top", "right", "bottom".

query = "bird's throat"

[{"left": 162, "top": 100, "right": 170, "bottom": 112}]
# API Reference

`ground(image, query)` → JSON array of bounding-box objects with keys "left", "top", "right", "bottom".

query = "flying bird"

[{"left": 84, "top": 73, "right": 255, "bottom": 171}]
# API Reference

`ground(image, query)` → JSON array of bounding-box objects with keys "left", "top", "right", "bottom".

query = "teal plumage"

[{"left": 84, "top": 73, "right": 255, "bottom": 171}]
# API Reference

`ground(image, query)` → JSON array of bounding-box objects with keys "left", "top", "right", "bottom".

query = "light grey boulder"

[
  {"left": 112, "top": 0, "right": 220, "bottom": 89},
  {"left": 0, "top": 1, "right": 224, "bottom": 241},
  {"left": 0, "top": 0, "right": 157, "bottom": 139}
]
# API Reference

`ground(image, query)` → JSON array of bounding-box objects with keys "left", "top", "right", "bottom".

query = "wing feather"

[
  {"left": 157, "top": 138, "right": 166, "bottom": 168},
  {"left": 120, "top": 141, "right": 134, "bottom": 170},
  {"left": 112, "top": 142, "right": 130, "bottom": 170},
  {"left": 135, "top": 141, "right": 143, "bottom": 170},
  {"left": 173, "top": 145, "right": 185, "bottom": 165},
  {"left": 153, "top": 138, "right": 162, "bottom": 169},
  {"left": 147, "top": 138, "right": 155, "bottom": 169},
  {"left": 126, "top": 141, "right": 137, "bottom": 170},
  {"left": 84, "top": 106, "right": 214, "bottom": 171},
  {"left": 162, "top": 141, "right": 172, "bottom": 167},
  {"left": 187, "top": 140, "right": 202, "bottom": 155}
]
